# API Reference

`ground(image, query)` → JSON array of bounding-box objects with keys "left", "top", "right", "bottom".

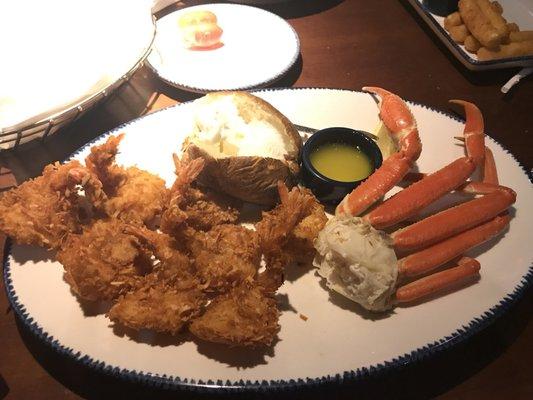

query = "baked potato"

[{"left": 183, "top": 91, "right": 302, "bottom": 206}]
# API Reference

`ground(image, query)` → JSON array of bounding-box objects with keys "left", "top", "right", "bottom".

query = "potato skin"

[
  {"left": 185, "top": 144, "right": 296, "bottom": 206},
  {"left": 184, "top": 91, "right": 303, "bottom": 206}
]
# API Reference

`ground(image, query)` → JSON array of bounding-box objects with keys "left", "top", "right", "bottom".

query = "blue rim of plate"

[
  {"left": 146, "top": 3, "right": 301, "bottom": 93},
  {"left": 3, "top": 87, "right": 533, "bottom": 394},
  {"left": 410, "top": 0, "right": 533, "bottom": 68}
]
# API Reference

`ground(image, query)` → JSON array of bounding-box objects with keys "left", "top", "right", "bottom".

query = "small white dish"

[
  {"left": 407, "top": 0, "right": 533, "bottom": 70},
  {"left": 147, "top": 3, "right": 300, "bottom": 92}
]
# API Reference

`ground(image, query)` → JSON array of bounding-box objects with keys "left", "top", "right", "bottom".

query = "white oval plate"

[
  {"left": 147, "top": 3, "right": 300, "bottom": 92},
  {"left": 4, "top": 88, "right": 533, "bottom": 391}
]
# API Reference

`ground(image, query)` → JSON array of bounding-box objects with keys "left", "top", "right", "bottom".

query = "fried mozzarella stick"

[
  {"left": 509, "top": 31, "right": 533, "bottom": 43},
  {"left": 449, "top": 25, "right": 470, "bottom": 43},
  {"left": 478, "top": 40, "right": 533, "bottom": 60},
  {"left": 444, "top": 12, "right": 462, "bottom": 30},
  {"left": 476, "top": 0, "right": 509, "bottom": 39},
  {"left": 459, "top": 0, "right": 500, "bottom": 48},
  {"left": 464, "top": 35, "right": 482, "bottom": 53}
]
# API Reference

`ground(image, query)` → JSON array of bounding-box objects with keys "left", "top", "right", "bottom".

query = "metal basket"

[{"left": 0, "top": 18, "right": 156, "bottom": 151}]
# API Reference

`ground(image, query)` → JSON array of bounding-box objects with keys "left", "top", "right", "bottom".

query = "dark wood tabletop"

[{"left": 1, "top": 1, "right": 532, "bottom": 399}]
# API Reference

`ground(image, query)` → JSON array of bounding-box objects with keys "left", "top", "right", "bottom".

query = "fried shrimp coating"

[
  {"left": 122, "top": 225, "right": 193, "bottom": 275},
  {"left": 256, "top": 183, "right": 326, "bottom": 278},
  {"left": 182, "top": 186, "right": 240, "bottom": 231},
  {"left": 186, "top": 224, "right": 261, "bottom": 292},
  {"left": 189, "top": 279, "right": 279, "bottom": 347},
  {"left": 256, "top": 184, "right": 315, "bottom": 253},
  {"left": 254, "top": 184, "right": 327, "bottom": 291},
  {"left": 160, "top": 154, "right": 205, "bottom": 235},
  {"left": 105, "top": 166, "right": 168, "bottom": 226},
  {"left": 84, "top": 135, "right": 124, "bottom": 192},
  {"left": 57, "top": 219, "right": 150, "bottom": 301},
  {"left": 1, "top": 129, "right": 328, "bottom": 348},
  {"left": 86, "top": 134, "right": 168, "bottom": 226},
  {"left": 108, "top": 226, "right": 206, "bottom": 334},
  {"left": 189, "top": 184, "right": 317, "bottom": 347},
  {"left": 0, "top": 161, "right": 106, "bottom": 249},
  {"left": 286, "top": 189, "right": 328, "bottom": 265},
  {"left": 109, "top": 279, "right": 206, "bottom": 334},
  {"left": 161, "top": 154, "right": 239, "bottom": 236}
]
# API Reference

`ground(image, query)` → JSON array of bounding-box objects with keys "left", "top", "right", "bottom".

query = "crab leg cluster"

[{"left": 335, "top": 87, "right": 516, "bottom": 306}]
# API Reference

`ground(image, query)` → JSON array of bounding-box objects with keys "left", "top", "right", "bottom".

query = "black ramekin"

[
  {"left": 422, "top": 0, "right": 459, "bottom": 16},
  {"left": 300, "top": 127, "right": 383, "bottom": 205}
]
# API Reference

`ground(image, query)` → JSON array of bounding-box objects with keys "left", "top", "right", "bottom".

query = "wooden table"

[{"left": 1, "top": 1, "right": 532, "bottom": 398}]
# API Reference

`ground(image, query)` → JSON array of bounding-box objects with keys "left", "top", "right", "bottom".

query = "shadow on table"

[
  {"left": 398, "top": 0, "right": 530, "bottom": 97},
  {"left": 255, "top": 0, "right": 345, "bottom": 19},
  {"left": 155, "top": 1, "right": 344, "bottom": 20},
  {"left": 0, "top": 374, "right": 9, "bottom": 400},
  {"left": 13, "top": 282, "right": 533, "bottom": 400}
]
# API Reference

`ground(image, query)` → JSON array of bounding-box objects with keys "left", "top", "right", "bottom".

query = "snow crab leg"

[
  {"left": 335, "top": 87, "right": 422, "bottom": 217},
  {"left": 382, "top": 98, "right": 515, "bottom": 302},
  {"left": 396, "top": 257, "right": 480, "bottom": 303},
  {"left": 364, "top": 156, "right": 476, "bottom": 229},
  {"left": 398, "top": 213, "right": 510, "bottom": 278},
  {"left": 450, "top": 99, "right": 485, "bottom": 168},
  {"left": 391, "top": 185, "right": 515, "bottom": 251},
  {"left": 482, "top": 146, "right": 499, "bottom": 184}
]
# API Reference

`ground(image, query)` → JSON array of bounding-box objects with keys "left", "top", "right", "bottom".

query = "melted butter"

[{"left": 310, "top": 142, "right": 373, "bottom": 182}]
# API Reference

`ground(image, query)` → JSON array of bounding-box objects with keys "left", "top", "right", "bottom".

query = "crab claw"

[
  {"left": 336, "top": 88, "right": 422, "bottom": 217},
  {"left": 363, "top": 86, "right": 422, "bottom": 161},
  {"left": 450, "top": 100, "right": 485, "bottom": 168}
]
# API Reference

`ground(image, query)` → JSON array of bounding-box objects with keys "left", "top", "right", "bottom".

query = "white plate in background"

[
  {"left": 147, "top": 3, "right": 300, "bottom": 92},
  {"left": 0, "top": 0, "right": 154, "bottom": 132}
]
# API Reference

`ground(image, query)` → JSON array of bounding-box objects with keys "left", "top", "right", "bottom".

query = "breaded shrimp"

[
  {"left": 255, "top": 183, "right": 323, "bottom": 290},
  {"left": 86, "top": 134, "right": 168, "bottom": 226},
  {"left": 189, "top": 278, "right": 279, "bottom": 347},
  {"left": 57, "top": 219, "right": 151, "bottom": 301},
  {"left": 286, "top": 188, "right": 328, "bottom": 265},
  {"left": 161, "top": 154, "right": 239, "bottom": 235},
  {"left": 186, "top": 224, "right": 261, "bottom": 292},
  {"left": 0, "top": 161, "right": 106, "bottom": 249},
  {"left": 108, "top": 226, "right": 206, "bottom": 334}
]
